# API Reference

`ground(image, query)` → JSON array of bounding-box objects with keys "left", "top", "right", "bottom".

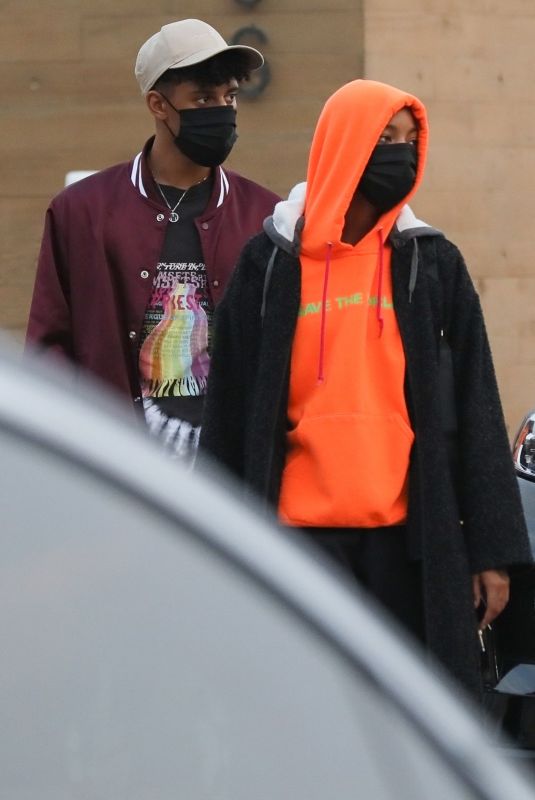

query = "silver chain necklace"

[
  {"left": 155, "top": 175, "right": 209, "bottom": 223},
  {"left": 155, "top": 183, "right": 188, "bottom": 223}
]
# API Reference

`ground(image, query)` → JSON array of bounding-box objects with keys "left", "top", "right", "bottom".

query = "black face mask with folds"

[
  {"left": 358, "top": 143, "right": 417, "bottom": 213},
  {"left": 161, "top": 96, "right": 238, "bottom": 167}
]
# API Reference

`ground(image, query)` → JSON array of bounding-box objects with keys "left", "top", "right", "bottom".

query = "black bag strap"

[
  {"left": 423, "top": 238, "right": 460, "bottom": 494},
  {"left": 260, "top": 245, "right": 279, "bottom": 325},
  {"left": 423, "top": 240, "right": 458, "bottom": 435}
]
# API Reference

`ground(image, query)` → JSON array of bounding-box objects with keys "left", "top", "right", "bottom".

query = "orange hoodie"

[{"left": 278, "top": 80, "right": 429, "bottom": 528}]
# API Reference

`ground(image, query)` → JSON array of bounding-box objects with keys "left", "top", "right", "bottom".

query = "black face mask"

[
  {"left": 358, "top": 143, "right": 417, "bottom": 213},
  {"left": 162, "top": 97, "right": 238, "bottom": 167}
]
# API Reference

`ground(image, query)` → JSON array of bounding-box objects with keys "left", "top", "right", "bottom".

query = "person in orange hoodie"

[{"left": 200, "top": 80, "right": 532, "bottom": 694}]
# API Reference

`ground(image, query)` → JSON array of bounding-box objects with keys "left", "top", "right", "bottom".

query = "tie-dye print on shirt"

[{"left": 139, "top": 260, "right": 213, "bottom": 399}]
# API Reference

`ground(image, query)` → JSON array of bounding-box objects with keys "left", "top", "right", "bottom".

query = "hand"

[{"left": 472, "top": 569, "right": 510, "bottom": 630}]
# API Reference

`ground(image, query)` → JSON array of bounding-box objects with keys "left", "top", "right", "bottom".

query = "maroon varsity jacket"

[{"left": 26, "top": 138, "right": 279, "bottom": 405}]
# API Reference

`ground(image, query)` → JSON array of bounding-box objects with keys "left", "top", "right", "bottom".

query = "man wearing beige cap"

[{"left": 27, "top": 19, "right": 279, "bottom": 461}]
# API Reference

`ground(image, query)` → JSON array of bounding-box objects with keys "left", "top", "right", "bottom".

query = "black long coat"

[{"left": 200, "top": 229, "right": 532, "bottom": 693}]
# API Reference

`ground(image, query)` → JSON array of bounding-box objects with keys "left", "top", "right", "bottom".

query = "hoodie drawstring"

[
  {"left": 318, "top": 241, "right": 332, "bottom": 382},
  {"left": 376, "top": 227, "right": 385, "bottom": 337}
]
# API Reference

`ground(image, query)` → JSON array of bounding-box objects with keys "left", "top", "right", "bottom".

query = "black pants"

[{"left": 302, "top": 526, "right": 425, "bottom": 643}]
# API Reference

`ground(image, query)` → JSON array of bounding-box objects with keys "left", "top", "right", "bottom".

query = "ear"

[{"left": 145, "top": 90, "right": 169, "bottom": 121}]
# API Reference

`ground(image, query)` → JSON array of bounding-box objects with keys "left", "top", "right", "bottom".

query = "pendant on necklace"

[{"left": 169, "top": 212, "right": 180, "bottom": 223}]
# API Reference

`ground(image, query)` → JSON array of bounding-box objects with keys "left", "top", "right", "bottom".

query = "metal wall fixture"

[
  {"left": 234, "top": 0, "right": 262, "bottom": 6},
  {"left": 230, "top": 25, "right": 271, "bottom": 99}
]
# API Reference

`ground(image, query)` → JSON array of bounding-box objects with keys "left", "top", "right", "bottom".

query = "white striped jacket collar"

[{"left": 130, "top": 142, "right": 230, "bottom": 209}]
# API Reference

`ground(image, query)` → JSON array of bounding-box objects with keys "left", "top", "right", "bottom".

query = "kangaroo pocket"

[{"left": 279, "top": 413, "right": 414, "bottom": 527}]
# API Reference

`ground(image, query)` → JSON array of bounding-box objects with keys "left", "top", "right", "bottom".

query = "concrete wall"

[
  {"left": 364, "top": 0, "right": 535, "bottom": 433},
  {"left": 0, "top": 0, "right": 363, "bottom": 337}
]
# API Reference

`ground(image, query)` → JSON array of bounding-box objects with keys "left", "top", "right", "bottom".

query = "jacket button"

[
  {"left": 156, "top": 213, "right": 165, "bottom": 222},
  {"left": 212, "top": 279, "right": 219, "bottom": 288},
  {"left": 128, "top": 330, "right": 137, "bottom": 340},
  {"left": 201, "top": 222, "right": 209, "bottom": 230},
  {"left": 140, "top": 270, "right": 149, "bottom": 279}
]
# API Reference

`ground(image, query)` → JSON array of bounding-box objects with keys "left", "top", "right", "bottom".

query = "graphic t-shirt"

[{"left": 139, "top": 178, "right": 213, "bottom": 425}]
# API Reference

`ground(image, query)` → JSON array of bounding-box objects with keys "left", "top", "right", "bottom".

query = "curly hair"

[{"left": 151, "top": 51, "right": 253, "bottom": 91}]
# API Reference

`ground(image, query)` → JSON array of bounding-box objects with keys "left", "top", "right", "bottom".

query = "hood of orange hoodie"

[
  {"left": 262, "top": 82, "right": 442, "bottom": 310},
  {"left": 300, "top": 79, "right": 429, "bottom": 258}
]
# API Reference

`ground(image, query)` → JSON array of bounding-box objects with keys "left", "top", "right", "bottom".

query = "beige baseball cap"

[{"left": 135, "top": 19, "right": 264, "bottom": 95}]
